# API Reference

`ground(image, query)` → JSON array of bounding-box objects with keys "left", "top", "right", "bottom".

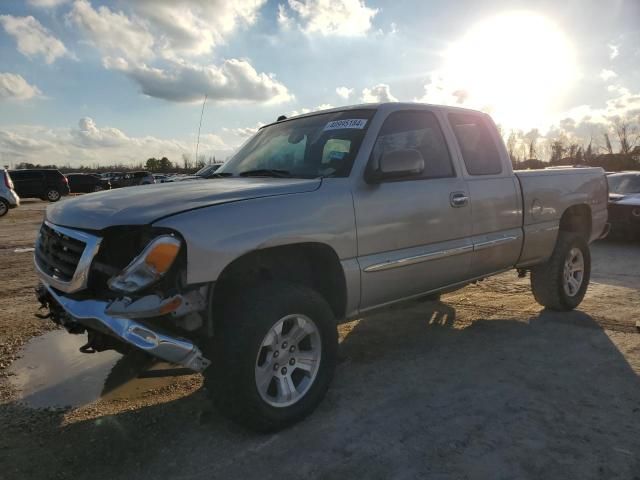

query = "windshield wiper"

[
  {"left": 238, "top": 169, "right": 291, "bottom": 178},
  {"left": 204, "top": 172, "right": 233, "bottom": 178}
]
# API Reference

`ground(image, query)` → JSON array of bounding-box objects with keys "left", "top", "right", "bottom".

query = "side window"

[
  {"left": 448, "top": 113, "right": 502, "bottom": 175},
  {"left": 370, "top": 111, "right": 454, "bottom": 179}
]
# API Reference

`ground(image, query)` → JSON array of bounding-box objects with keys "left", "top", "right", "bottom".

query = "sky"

[{"left": 0, "top": 0, "right": 639, "bottom": 167}]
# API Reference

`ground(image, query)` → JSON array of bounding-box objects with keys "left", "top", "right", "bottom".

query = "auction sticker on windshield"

[{"left": 323, "top": 119, "right": 368, "bottom": 131}]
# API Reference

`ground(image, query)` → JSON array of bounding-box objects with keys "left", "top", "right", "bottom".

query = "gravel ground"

[{"left": 1, "top": 200, "right": 639, "bottom": 480}]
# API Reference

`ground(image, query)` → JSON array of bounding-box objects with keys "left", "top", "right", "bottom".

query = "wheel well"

[
  {"left": 559, "top": 204, "right": 591, "bottom": 241},
  {"left": 212, "top": 243, "right": 347, "bottom": 319}
]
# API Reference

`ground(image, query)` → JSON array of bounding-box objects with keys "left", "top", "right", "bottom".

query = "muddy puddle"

[{"left": 9, "top": 330, "right": 191, "bottom": 408}]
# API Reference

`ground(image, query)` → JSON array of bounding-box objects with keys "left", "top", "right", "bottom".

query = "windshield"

[
  {"left": 195, "top": 164, "right": 221, "bottom": 177},
  {"left": 607, "top": 174, "right": 640, "bottom": 195},
  {"left": 218, "top": 109, "right": 375, "bottom": 178}
]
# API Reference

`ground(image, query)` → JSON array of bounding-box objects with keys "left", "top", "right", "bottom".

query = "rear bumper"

[{"left": 40, "top": 283, "right": 211, "bottom": 372}]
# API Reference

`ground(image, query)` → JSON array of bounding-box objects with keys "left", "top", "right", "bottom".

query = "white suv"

[{"left": 0, "top": 168, "right": 20, "bottom": 217}]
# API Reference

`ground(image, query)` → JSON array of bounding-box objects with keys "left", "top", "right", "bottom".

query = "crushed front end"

[{"left": 34, "top": 221, "right": 211, "bottom": 372}]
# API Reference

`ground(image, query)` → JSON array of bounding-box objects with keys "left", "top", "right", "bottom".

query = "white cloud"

[
  {"left": 104, "top": 57, "right": 292, "bottom": 104},
  {"left": 68, "top": 1, "right": 291, "bottom": 105},
  {"left": 68, "top": 0, "right": 266, "bottom": 62},
  {"left": 223, "top": 122, "right": 265, "bottom": 138},
  {"left": 133, "top": 0, "right": 267, "bottom": 59},
  {"left": 415, "top": 73, "right": 470, "bottom": 106},
  {"left": 608, "top": 43, "right": 620, "bottom": 60},
  {"left": 361, "top": 83, "right": 397, "bottom": 103},
  {"left": 27, "top": 0, "right": 70, "bottom": 7},
  {"left": 599, "top": 69, "right": 618, "bottom": 81},
  {"left": 277, "top": 4, "right": 292, "bottom": 29},
  {"left": 288, "top": 103, "right": 334, "bottom": 116},
  {"left": 336, "top": 86, "right": 353, "bottom": 99},
  {"left": 0, "top": 118, "right": 236, "bottom": 166},
  {"left": 0, "top": 73, "right": 41, "bottom": 100},
  {"left": 67, "top": 0, "right": 155, "bottom": 62},
  {"left": 284, "top": 0, "right": 378, "bottom": 36},
  {"left": 0, "top": 15, "right": 69, "bottom": 64}
]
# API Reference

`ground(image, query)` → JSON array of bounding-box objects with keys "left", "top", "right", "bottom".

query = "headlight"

[{"left": 108, "top": 235, "right": 181, "bottom": 293}]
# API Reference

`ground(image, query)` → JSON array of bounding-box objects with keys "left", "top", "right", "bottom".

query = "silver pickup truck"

[{"left": 35, "top": 103, "right": 608, "bottom": 431}]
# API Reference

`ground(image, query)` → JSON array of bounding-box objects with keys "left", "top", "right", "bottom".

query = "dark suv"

[
  {"left": 9, "top": 169, "right": 70, "bottom": 202},
  {"left": 66, "top": 173, "right": 111, "bottom": 193}
]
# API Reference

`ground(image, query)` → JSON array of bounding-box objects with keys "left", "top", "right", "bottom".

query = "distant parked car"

[
  {"left": 607, "top": 171, "right": 640, "bottom": 238},
  {"left": 152, "top": 174, "right": 170, "bottom": 183},
  {"left": 108, "top": 171, "right": 154, "bottom": 188},
  {"left": 0, "top": 168, "right": 20, "bottom": 217},
  {"left": 169, "top": 164, "right": 222, "bottom": 182},
  {"left": 9, "top": 168, "right": 70, "bottom": 202},
  {"left": 66, "top": 173, "right": 111, "bottom": 193}
]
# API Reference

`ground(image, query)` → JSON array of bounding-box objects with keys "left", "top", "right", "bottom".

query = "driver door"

[{"left": 352, "top": 110, "right": 473, "bottom": 310}]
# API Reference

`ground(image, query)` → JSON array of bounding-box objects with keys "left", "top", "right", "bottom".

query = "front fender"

[{"left": 153, "top": 179, "right": 357, "bottom": 285}]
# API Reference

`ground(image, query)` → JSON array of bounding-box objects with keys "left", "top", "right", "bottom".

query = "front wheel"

[
  {"left": 530, "top": 232, "right": 591, "bottom": 311},
  {"left": 204, "top": 283, "right": 338, "bottom": 432}
]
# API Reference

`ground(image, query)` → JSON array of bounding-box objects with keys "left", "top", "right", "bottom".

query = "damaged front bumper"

[{"left": 38, "top": 283, "right": 211, "bottom": 372}]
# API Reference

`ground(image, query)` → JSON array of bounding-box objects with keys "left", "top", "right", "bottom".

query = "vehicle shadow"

[
  {"left": 591, "top": 238, "right": 640, "bottom": 289},
  {"left": 2, "top": 299, "right": 639, "bottom": 480}
]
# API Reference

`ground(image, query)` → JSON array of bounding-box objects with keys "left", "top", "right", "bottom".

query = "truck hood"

[
  {"left": 609, "top": 192, "right": 640, "bottom": 205},
  {"left": 47, "top": 177, "right": 321, "bottom": 230}
]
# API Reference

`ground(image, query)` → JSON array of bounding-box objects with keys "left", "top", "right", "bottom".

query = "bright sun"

[{"left": 443, "top": 12, "right": 577, "bottom": 130}]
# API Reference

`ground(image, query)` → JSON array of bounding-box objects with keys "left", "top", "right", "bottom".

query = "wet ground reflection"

[{"left": 9, "top": 330, "right": 187, "bottom": 408}]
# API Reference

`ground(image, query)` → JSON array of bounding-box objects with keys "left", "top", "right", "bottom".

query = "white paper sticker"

[{"left": 323, "top": 118, "right": 367, "bottom": 131}]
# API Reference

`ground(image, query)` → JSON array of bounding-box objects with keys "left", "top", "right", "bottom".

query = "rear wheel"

[
  {"left": 530, "top": 232, "right": 591, "bottom": 311},
  {"left": 46, "top": 188, "right": 61, "bottom": 202},
  {"left": 204, "top": 282, "right": 338, "bottom": 432},
  {"left": 93, "top": 185, "right": 104, "bottom": 192},
  {"left": 0, "top": 199, "right": 9, "bottom": 217}
]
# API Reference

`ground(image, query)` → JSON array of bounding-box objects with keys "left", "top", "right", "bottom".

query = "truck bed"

[{"left": 514, "top": 167, "right": 608, "bottom": 267}]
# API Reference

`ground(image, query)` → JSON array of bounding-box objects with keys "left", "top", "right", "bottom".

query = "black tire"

[
  {"left": 45, "top": 188, "right": 61, "bottom": 202},
  {"left": 0, "top": 198, "right": 9, "bottom": 217},
  {"left": 530, "top": 232, "right": 591, "bottom": 311},
  {"left": 93, "top": 185, "right": 104, "bottom": 192},
  {"left": 204, "top": 282, "right": 338, "bottom": 432}
]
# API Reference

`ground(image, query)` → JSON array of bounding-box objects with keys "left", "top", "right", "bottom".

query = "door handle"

[{"left": 450, "top": 192, "right": 469, "bottom": 208}]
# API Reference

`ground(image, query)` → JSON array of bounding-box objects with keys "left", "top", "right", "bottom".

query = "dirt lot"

[{"left": 1, "top": 200, "right": 639, "bottom": 480}]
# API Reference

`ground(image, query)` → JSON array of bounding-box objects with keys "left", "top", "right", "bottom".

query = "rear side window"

[
  {"left": 448, "top": 113, "right": 502, "bottom": 175},
  {"left": 10, "top": 170, "right": 42, "bottom": 179},
  {"left": 370, "top": 111, "right": 454, "bottom": 179},
  {"left": 45, "top": 170, "right": 64, "bottom": 179}
]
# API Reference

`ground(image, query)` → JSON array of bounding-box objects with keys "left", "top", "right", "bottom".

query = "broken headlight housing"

[{"left": 108, "top": 235, "right": 181, "bottom": 293}]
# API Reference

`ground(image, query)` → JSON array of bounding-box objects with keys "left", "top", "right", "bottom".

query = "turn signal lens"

[{"left": 145, "top": 242, "right": 180, "bottom": 274}]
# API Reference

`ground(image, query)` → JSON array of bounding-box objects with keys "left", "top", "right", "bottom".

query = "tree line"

[
  {"left": 504, "top": 116, "right": 640, "bottom": 171},
  {"left": 12, "top": 154, "right": 222, "bottom": 174}
]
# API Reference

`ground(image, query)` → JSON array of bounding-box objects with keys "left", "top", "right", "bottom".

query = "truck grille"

[{"left": 35, "top": 223, "right": 86, "bottom": 282}]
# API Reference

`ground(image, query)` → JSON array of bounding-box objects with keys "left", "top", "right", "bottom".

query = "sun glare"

[{"left": 443, "top": 12, "right": 577, "bottom": 130}]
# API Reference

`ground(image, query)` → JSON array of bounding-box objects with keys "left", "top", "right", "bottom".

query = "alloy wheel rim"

[
  {"left": 563, "top": 247, "right": 584, "bottom": 297},
  {"left": 255, "top": 314, "right": 322, "bottom": 408},
  {"left": 0, "top": 202, "right": 7, "bottom": 216},
  {"left": 48, "top": 190, "right": 60, "bottom": 201}
]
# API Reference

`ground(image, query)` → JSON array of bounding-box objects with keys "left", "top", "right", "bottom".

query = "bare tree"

[
  {"left": 182, "top": 153, "right": 191, "bottom": 170},
  {"left": 613, "top": 118, "right": 640, "bottom": 154},
  {"left": 524, "top": 129, "right": 540, "bottom": 160},
  {"left": 603, "top": 132, "right": 614, "bottom": 154},
  {"left": 506, "top": 130, "right": 518, "bottom": 163}
]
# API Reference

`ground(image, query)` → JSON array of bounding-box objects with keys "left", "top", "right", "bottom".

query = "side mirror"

[{"left": 369, "top": 149, "right": 424, "bottom": 182}]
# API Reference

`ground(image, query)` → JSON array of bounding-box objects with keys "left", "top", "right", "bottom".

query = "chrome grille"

[
  {"left": 35, "top": 223, "right": 85, "bottom": 281},
  {"left": 34, "top": 221, "right": 102, "bottom": 293}
]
